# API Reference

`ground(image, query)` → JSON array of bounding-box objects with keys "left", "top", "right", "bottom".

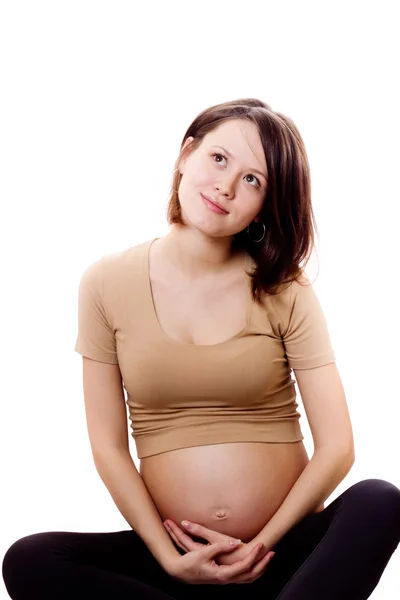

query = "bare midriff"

[{"left": 140, "top": 441, "right": 322, "bottom": 543}]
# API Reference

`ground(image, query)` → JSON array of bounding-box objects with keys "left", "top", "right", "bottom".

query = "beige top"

[{"left": 74, "top": 238, "right": 336, "bottom": 459}]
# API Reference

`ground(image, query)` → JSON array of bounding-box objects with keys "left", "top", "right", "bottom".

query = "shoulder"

[
  {"left": 259, "top": 268, "right": 311, "bottom": 306},
  {"left": 76, "top": 240, "right": 151, "bottom": 313},
  {"left": 102, "top": 239, "right": 149, "bottom": 273},
  {"left": 75, "top": 240, "right": 152, "bottom": 335},
  {"left": 79, "top": 239, "right": 150, "bottom": 283},
  {"left": 258, "top": 270, "right": 323, "bottom": 337}
]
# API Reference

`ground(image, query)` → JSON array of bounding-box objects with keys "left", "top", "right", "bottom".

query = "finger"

[
  {"left": 164, "top": 521, "right": 203, "bottom": 549},
  {"left": 234, "top": 550, "right": 275, "bottom": 584},
  {"left": 205, "top": 539, "right": 243, "bottom": 561},
  {"left": 180, "top": 520, "right": 233, "bottom": 544},
  {"left": 163, "top": 523, "right": 187, "bottom": 552},
  {"left": 250, "top": 550, "right": 275, "bottom": 578},
  {"left": 205, "top": 542, "right": 260, "bottom": 584},
  {"left": 222, "top": 544, "right": 265, "bottom": 582},
  {"left": 163, "top": 521, "right": 202, "bottom": 552}
]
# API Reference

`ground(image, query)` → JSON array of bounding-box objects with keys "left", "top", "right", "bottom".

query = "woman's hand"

[
  {"left": 164, "top": 538, "right": 272, "bottom": 585},
  {"left": 163, "top": 519, "right": 273, "bottom": 565},
  {"left": 163, "top": 519, "right": 275, "bottom": 584}
]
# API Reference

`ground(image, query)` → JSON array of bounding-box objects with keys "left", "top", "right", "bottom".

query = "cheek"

[
  {"left": 193, "top": 158, "right": 218, "bottom": 183},
  {"left": 193, "top": 166, "right": 213, "bottom": 188}
]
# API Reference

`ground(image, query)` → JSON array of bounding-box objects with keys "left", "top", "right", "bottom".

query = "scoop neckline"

[{"left": 144, "top": 237, "right": 252, "bottom": 348}]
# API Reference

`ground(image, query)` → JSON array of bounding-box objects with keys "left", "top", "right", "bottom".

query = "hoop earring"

[{"left": 247, "top": 221, "right": 266, "bottom": 243}]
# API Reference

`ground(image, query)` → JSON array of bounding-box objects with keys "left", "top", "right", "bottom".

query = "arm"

[
  {"left": 94, "top": 448, "right": 181, "bottom": 570},
  {"left": 251, "top": 445, "right": 353, "bottom": 551},
  {"left": 81, "top": 357, "right": 181, "bottom": 572},
  {"left": 251, "top": 362, "right": 355, "bottom": 551}
]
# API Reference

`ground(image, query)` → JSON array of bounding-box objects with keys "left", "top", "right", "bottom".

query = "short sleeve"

[
  {"left": 74, "top": 258, "right": 119, "bottom": 364},
  {"left": 281, "top": 275, "right": 336, "bottom": 370}
]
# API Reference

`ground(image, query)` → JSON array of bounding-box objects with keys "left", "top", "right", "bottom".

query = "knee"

[
  {"left": 346, "top": 479, "right": 400, "bottom": 523},
  {"left": 349, "top": 478, "right": 400, "bottom": 502},
  {"left": 2, "top": 533, "right": 53, "bottom": 596}
]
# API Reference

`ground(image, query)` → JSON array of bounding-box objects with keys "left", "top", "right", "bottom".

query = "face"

[{"left": 177, "top": 119, "right": 268, "bottom": 238}]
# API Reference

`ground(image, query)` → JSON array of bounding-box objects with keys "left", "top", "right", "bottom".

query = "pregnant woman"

[{"left": 3, "top": 98, "right": 400, "bottom": 600}]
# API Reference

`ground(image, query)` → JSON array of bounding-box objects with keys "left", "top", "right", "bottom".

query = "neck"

[{"left": 158, "top": 224, "right": 244, "bottom": 280}]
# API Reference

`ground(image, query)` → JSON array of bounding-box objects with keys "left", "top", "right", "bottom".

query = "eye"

[
  {"left": 211, "top": 153, "right": 261, "bottom": 188},
  {"left": 212, "top": 152, "right": 227, "bottom": 166}
]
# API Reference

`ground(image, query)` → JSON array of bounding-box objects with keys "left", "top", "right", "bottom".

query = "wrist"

[
  {"left": 139, "top": 527, "right": 182, "bottom": 574},
  {"left": 160, "top": 551, "right": 181, "bottom": 576},
  {"left": 214, "top": 541, "right": 247, "bottom": 566}
]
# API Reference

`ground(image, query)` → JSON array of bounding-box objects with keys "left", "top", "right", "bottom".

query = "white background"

[{"left": 1, "top": 1, "right": 399, "bottom": 598}]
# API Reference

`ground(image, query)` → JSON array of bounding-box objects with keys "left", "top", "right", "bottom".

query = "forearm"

[
  {"left": 251, "top": 446, "right": 355, "bottom": 551},
  {"left": 93, "top": 448, "right": 180, "bottom": 571}
]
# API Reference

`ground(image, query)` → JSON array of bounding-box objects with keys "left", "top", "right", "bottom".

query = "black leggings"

[{"left": 2, "top": 478, "right": 400, "bottom": 600}]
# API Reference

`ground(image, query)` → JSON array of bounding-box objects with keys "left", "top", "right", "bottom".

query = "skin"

[
  {"left": 163, "top": 518, "right": 275, "bottom": 571},
  {"left": 160, "top": 118, "right": 267, "bottom": 274},
  {"left": 143, "top": 119, "right": 273, "bottom": 568}
]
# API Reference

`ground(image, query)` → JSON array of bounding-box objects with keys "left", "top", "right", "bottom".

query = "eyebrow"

[{"left": 211, "top": 145, "right": 267, "bottom": 181}]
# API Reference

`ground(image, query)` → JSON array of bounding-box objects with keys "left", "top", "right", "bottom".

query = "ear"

[{"left": 183, "top": 136, "right": 194, "bottom": 149}]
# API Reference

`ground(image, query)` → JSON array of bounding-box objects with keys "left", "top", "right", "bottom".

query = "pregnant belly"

[{"left": 140, "top": 441, "right": 312, "bottom": 542}]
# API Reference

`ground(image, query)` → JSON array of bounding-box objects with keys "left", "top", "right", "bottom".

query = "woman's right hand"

[{"left": 166, "top": 539, "right": 273, "bottom": 585}]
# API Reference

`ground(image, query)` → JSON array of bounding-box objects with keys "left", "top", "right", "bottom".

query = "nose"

[{"left": 214, "top": 175, "right": 236, "bottom": 199}]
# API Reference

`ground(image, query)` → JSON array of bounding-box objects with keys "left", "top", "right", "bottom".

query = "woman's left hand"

[{"left": 162, "top": 519, "right": 273, "bottom": 566}]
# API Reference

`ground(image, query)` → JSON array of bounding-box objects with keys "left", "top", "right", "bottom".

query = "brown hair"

[{"left": 166, "top": 98, "right": 319, "bottom": 304}]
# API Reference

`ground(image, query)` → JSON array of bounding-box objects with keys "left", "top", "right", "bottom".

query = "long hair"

[{"left": 166, "top": 98, "right": 318, "bottom": 304}]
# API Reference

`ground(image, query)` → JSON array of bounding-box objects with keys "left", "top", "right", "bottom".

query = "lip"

[{"left": 200, "top": 193, "right": 229, "bottom": 214}]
